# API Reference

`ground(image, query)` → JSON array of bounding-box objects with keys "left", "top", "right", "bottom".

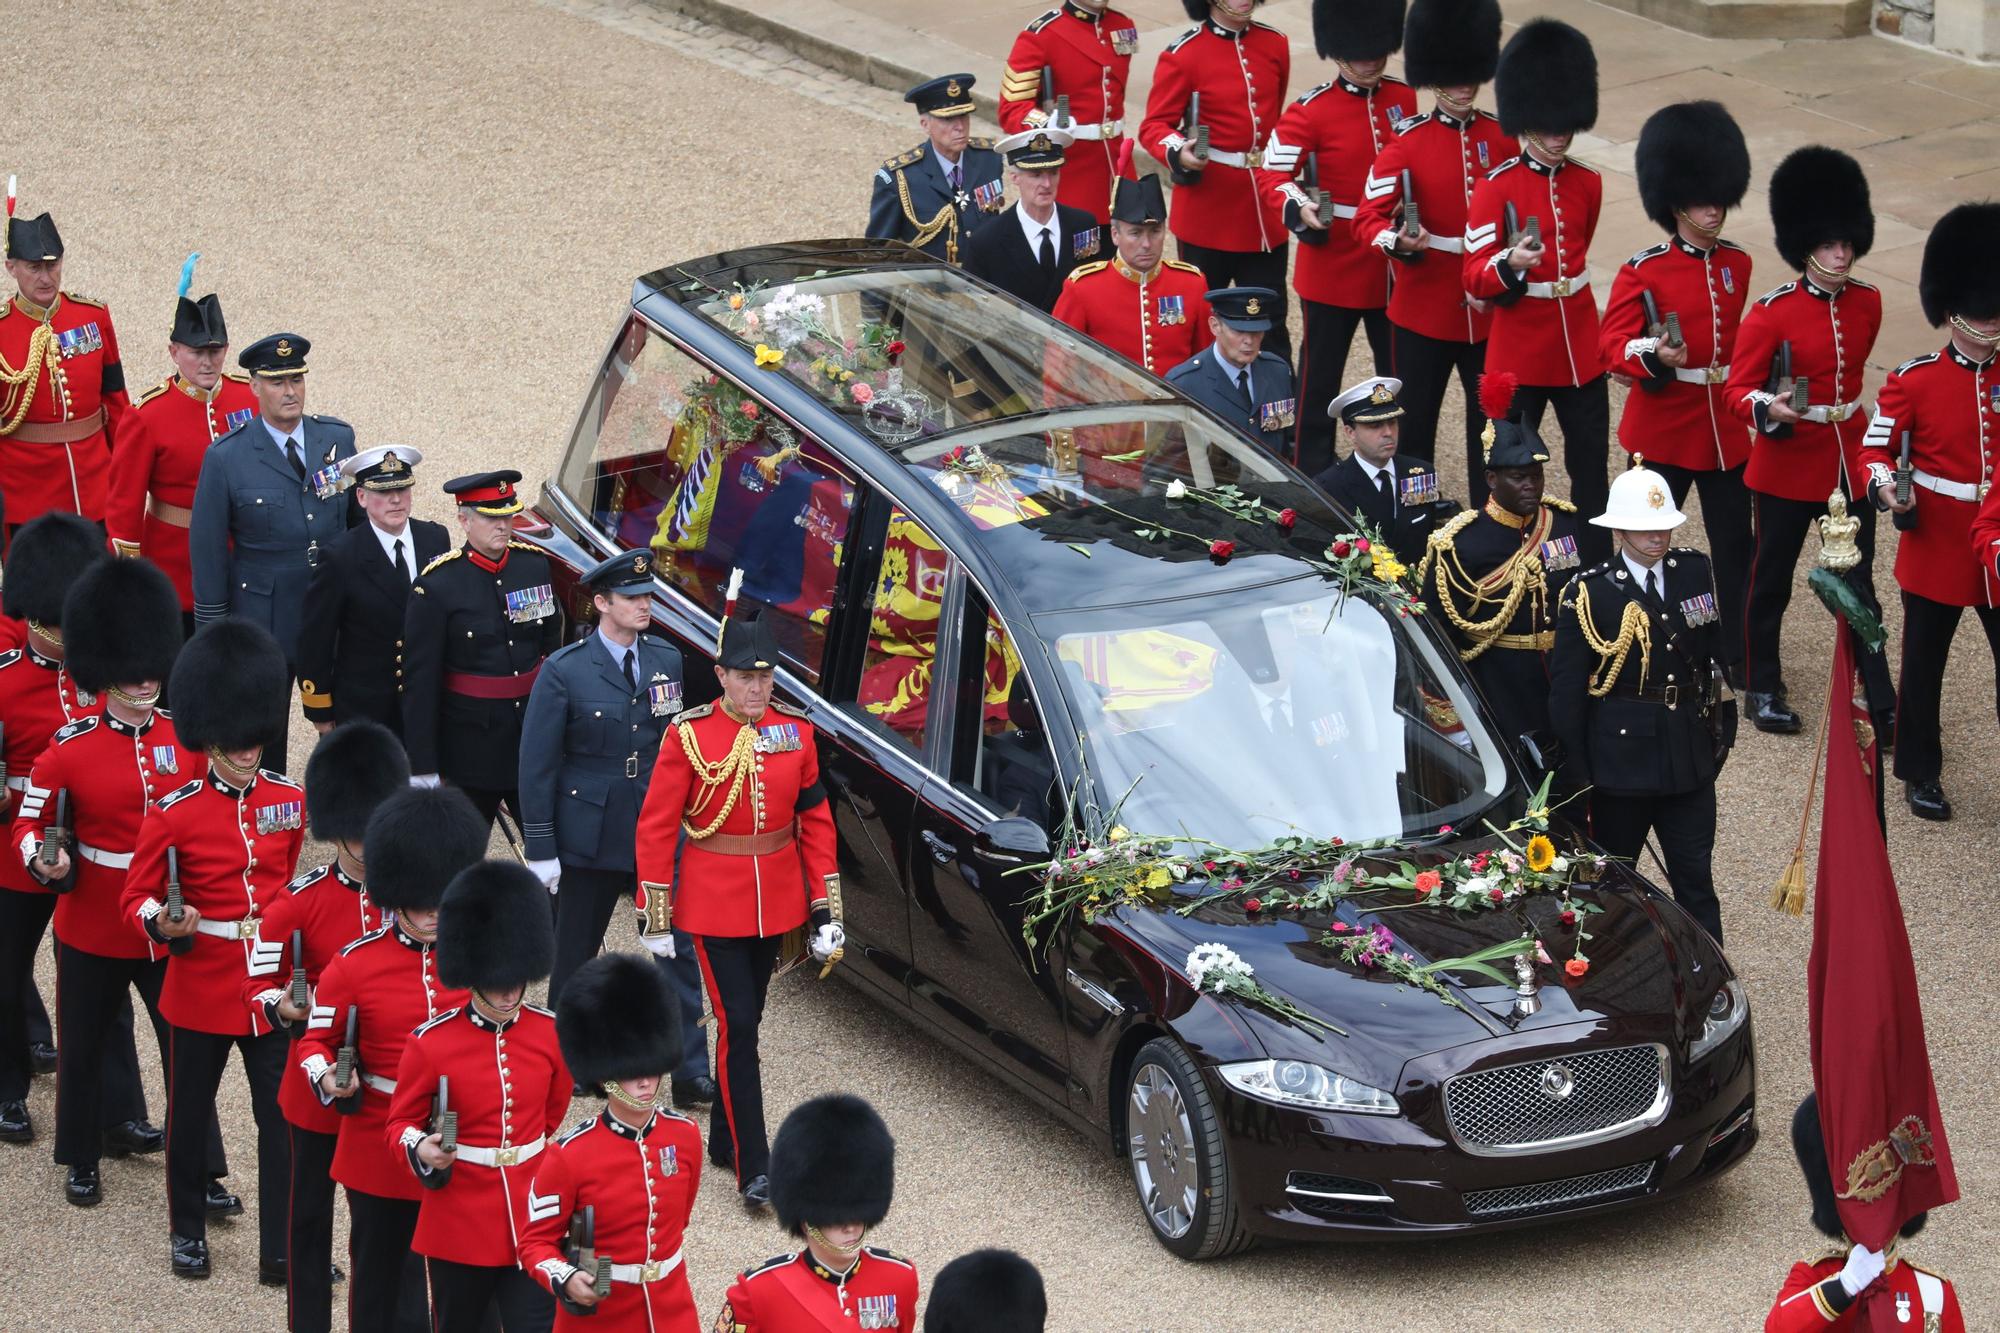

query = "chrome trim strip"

[
  {"left": 1284, "top": 1181, "right": 1393, "bottom": 1204},
  {"left": 1065, "top": 969, "right": 1124, "bottom": 1017}
]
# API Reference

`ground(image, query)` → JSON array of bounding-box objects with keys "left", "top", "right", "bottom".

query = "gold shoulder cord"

[
  {"left": 896, "top": 170, "right": 960, "bottom": 263},
  {"left": 0, "top": 322, "right": 57, "bottom": 435},
  {"left": 678, "top": 720, "right": 759, "bottom": 839},
  {"left": 1570, "top": 579, "right": 1651, "bottom": 694},
  {"left": 1427, "top": 544, "right": 1544, "bottom": 662}
]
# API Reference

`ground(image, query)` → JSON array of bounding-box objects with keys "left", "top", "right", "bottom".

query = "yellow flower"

[
  {"left": 1370, "top": 548, "right": 1408, "bottom": 583},
  {"left": 1526, "top": 835, "right": 1556, "bottom": 873},
  {"left": 754, "top": 344, "right": 784, "bottom": 367},
  {"left": 728, "top": 292, "right": 746, "bottom": 310},
  {"left": 1109, "top": 825, "right": 1130, "bottom": 842},
  {"left": 1144, "top": 867, "right": 1172, "bottom": 890}
]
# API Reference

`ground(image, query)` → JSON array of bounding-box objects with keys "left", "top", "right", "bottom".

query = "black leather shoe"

[
  {"left": 29, "top": 1041, "right": 57, "bottom": 1075},
  {"left": 708, "top": 1144, "right": 735, "bottom": 1172},
  {"left": 103, "top": 1119, "right": 165, "bottom": 1157},
  {"left": 740, "top": 1174, "right": 771, "bottom": 1209},
  {"left": 1906, "top": 780, "right": 1952, "bottom": 821},
  {"left": 671, "top": 1075, "right": 718, "bottom": 1109},
  {"left": 0, "top": 1100, "right": 32, "bottom": 1143},
  {"left": 172, "top": 1234, "right": 211, "bottom": 1280},
  {"left": 65, "top": 1165, "right": 101, "bottom": 1207},
  {"left": 205, "top": 1181, "right": 244, "bottom": 1217},
  {"left": 1746, "top": 691, "right": 1802, "bottom": 734},
  {"left": 259, "top": 1257, "right": 286, "bottom": 1287}
]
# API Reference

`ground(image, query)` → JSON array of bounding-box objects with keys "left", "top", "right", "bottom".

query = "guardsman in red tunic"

[
  {"left": 997, "top": 2, "right": 1138, "bottom": 222},
  {"left": 0, "top": 515, "right": 118, "bottom": 1148},
  {"left": 713, "top": 1095, "right": 918, "bottom": 1333},
  {"left": 1264, "top": 0, "right": 1416, "bottom": 476},
  {"left": 123, "top": 619, "right": 305, "bottom": 1279},
  {"left": 296, "top": 785, "right": 485, "bottom": 1332},
  {"left": 241, "top": 721, "right": 407, "bottom": 1332},
  {"left": 1352, "top": 0, "right": 1512, "bottom": 502},
  {"left": 387, "top": 860, "right": 568, "bottom": 1332},
  {"left": 1860, "top": 202, "right": 2000, "bottom": 824},
  {"left": 1599, "top": 101, "right": 1754, "bottom": 685},
  {"left": 633, "top": 606, "right": 841, "bottom": 1209},
  {"left": 0, "top": 191, "right": 130, "bottom": 530},
  {"left": 1463, "top": 20, "right": 1608, "bottom": 565},
  {"left": 1730, "top": 148, "right": 1890, "bottom": 737},
  {"left": 1139, "top": 1, "right": 1291, "bottom": 360},
  {"left": 1051, "top": 173, "right": 1214, "bottom": 375},
  {"left": 106, "top": 258, "right": 258, "bottom": 628},
  {"left": 1767, "top": 1094, "right": 1966, "bottom": 1332},
  {"left": 520, "top": 953, "right": 703, "bottom": 1332}
]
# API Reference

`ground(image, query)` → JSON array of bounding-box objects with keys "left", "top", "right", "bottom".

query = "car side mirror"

[{"left": 974, "top": 817, "right": 1051, "bottom": 865}]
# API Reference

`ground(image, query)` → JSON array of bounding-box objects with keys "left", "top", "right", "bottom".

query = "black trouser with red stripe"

[
  {"left": 1744, "top": 489, "right": 1896, "bottom": 716},
  {"left": 346, "top": 1188, "right": 431, "bottom": 1332},
  {"left": 0, "top": 893, "right": 147, "bottom": 1118},
  {"left": 168, "top": 1025, "right": 288, "bottom": 1260},
  {"left": 289, "top": 1125, "right": 338, "bottom": 1331},
  {"left": 1651, "top": 461, "right": 1754, "bottom": 679},
  {"left": 1391, "top": 324, "right": 1488, "bottom": 506},
  {"left": 1893, "top": 591, "right": 2000, "bottom": 785},
  {"left": 1292, "top": 299, "right": 1393, "bottom": 478},
  {"left": 425, "top": 1256, "right": 552, "bottom": 1333},
  {"left": 691, "top": 933, "right": 781, "bottom": 1185}
]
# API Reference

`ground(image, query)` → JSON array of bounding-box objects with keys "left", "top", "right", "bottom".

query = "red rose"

[
  {"left": 1277, "top": 508, "right": 1297, "bottom": 530},
  {"left": 1355, "top": 538, "right": 1371, "bottom": 554},
  {"left": 740, "top": 401, "right": 760, "bottom": 419},
  {"left": 1243, "top": 898, "right": 1263, "bottom": 913},
  {"left": 1560, "top": 909, "right": 1577, "bottom": 926},
  {"left": 1209, "top": 539, "right": 1235, "bottom": 561},
  {"left": 1414, "top": 870, "right": 1442, "bottom": 896},
  {"left": 887, "top": 339, "right": 906, "bottom": 358},
  {"left": 1565, "top": 958, "right": 1590, "bottom": 978},
  {"left": 1330, "top": 540, "right": 1352, "bottom": 558},
  {"left": 1331, "top": 921, "right": 1351, "bottom": 933},
  {"left": 1203, "top": 860, "right": 1217, "bottom": 872},
  {"left": 1487, "top": 887, "right": 1504, "bottom": 902}
]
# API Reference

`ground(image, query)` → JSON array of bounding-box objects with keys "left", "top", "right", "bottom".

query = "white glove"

[
  {"left": 1838, "top": 1243, "right": 1886, "bottom": 1297},
  {"left": 808, "top": 921, "right": 846, "bottom": 963},
  {"left": 411, "top": 773, "right": 441, "bottom": 789},
  {"left": 641, "top": 932, "right": 676, "bottom": 959},
  {"left": 527, "top": 859, "right": 562, "bottom": 893}
]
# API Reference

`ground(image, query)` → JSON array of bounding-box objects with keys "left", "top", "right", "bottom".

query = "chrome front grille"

[
  {"left": 1442, "top": 1044, "right": 1669, "bottom": 1156},
  {"left": 1462, "top": 1161, "right": 1655, "bottom": 1217}
]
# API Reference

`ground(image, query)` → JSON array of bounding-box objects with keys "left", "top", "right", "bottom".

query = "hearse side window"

[
  {"left": 558, "top": 317, "right": 856, "bottom": 684},
  {"left": 946, "top": 591, "right": 1055, "bottom": 833},
  {"left": 837, "top": 504, "right": 951, "bottom": 755}
]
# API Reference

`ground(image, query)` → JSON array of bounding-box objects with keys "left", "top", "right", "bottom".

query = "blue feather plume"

[{"left": 177, "top": 252, "right": 200, "bottom": 301}]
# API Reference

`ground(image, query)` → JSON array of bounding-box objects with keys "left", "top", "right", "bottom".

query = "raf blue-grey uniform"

[
  {"left": 865, "top": 73, "right": 1006, "bottom": 263},
  {"left": 1163, "top": 286, "right": 1298, "bottom": 456},
  {"left": 518, "top": 550, "right": 709, "bottom": 1091}
]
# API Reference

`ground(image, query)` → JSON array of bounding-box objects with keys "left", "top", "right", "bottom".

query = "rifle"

[
  {"left": 559, "top": 1204, "right": 612, "bottom": 1316},
  {"left": 334, "top": 1007, "right": 362, "bottom": 1116},
  {"left": 288, "top": 927, "right": 310, "bottom": 1015},
  {"left": 0, "top": 721, "right": 8, "bottom": 801},
  {"left": 1171, "top": 91, "right": 1207, "bottom": 185},
  {"left": 40, "top": 788, "right": 76, "bottom": 893},
  {"left": 1493, "top": 202, "right": 1526, "bottom": 308},
  {"left": 1401, "top": 168, "right": 1420, "bottom": 240},
  {"left": 165, "top": 846, "right": 193, "bottom": 956},
  {"left": 1293, "top": 151, "right": 1329, "bottom": 247},
  {"left": 1763, "top": 341, "right": 1796, "bottom": 440},
  {"left": 1040, "top": 65, "right": 1069, "bottom": 129},
  {"left": 1636, "top": 292, "right": 1670, "bottom": 395},
  {"left": 1893, "top": 429, "right": 1918, "bottom": 532},
  {"left": 423, "top": 1075, "right": 456, "bottom": 1189}
]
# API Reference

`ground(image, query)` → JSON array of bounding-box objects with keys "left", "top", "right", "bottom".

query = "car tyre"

[{"left": 1125, "top": 1036, "right": 1252, "bottom": 1260}]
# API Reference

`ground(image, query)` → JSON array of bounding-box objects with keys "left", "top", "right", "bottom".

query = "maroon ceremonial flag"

[{"left": 1807, "top": 622, "right": 1958, "bottom": 1256}]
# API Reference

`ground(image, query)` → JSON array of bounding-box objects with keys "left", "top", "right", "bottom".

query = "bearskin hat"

[
  {"left": 1919, "top": 201, "right": 2000, "bottom": 328},
  {"left": 363, "top": 786, "right": 490, "bottom": 913},
  {"left": 1768, "top": 147, "right": 1873, "bottom": 274},
  {"left": 1313, "top": 0, "right": 1405, "bottom": 62},
  {"left": 436, "top": 860, "right": 555, "bottom": 991},
  {"left": 60, "top": 558, "right": 182, "bottom": 694},
  {"left": 304, "top": 723, "right": 410, "bottom": 845},
  {"left": 2, "top": 513, "right": 107, "bottom": 626},
  {"left": 169, "top": 619, "right": 289, "bottom": 752},
  {"left": 1791, "top": 1093, "right": 1928, "bottom": 1241},
  {"left": 769, "top": 1094, "right": 896, "bottom": 1236},
  {"left": 1180, "top": 0, "right": 1262, "bottom": 21},
  {"left": 923, "top": 1250, "right": 1048, "bottom": 1333},
  {"left": 1635, "top": 101, "right": 1750, "bottom": 233},
  {"left": 1494, "top": 18, "right": 1597, "bottom": 138},
  {"left": 1402, "top": 0, "right": 1500, "bottom": 90},
  {"left": 555, "top": 952, "right": 684, "bottom": 1088}
]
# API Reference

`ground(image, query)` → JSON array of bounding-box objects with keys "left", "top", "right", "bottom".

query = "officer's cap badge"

[
  {"left": 276, "top": 339, "right": 293, "bottom": 358},
  {"left": 1370, "top": 382, "right": 1395, "bottom": 404},
  {"left": 1647, "top": 484, "right": 1666, "bottom": 509},
  {"left": 1245, "top": 297, "right": 1261, "bottom": 315},
  {"left": 946, "top": 77, "right": 962, "bottom": 97}
]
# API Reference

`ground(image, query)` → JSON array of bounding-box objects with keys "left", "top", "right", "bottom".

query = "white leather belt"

[
  {"left": 1058, "top": 119, "right": 1121, "bottom": 141},
  {"left": 361, "top": 1072, "right": 396, "bottom": 1095},
  {"left": 1802, "top": 399, "right": 1863, "bottom": 424},
  {"left": 1912, "top": 468, "right": 1983, "bottom": 503},
  {"left": 78, "top": 842, "right": 134, "bottom": 870},
  {"left": 1524, "top": 269, "right": 1590, "bottom": 299},
  {"left": 1204, "top": 147, "right": 1260, "bottom": 168},
  {"left": 1672, "top": 363, "right": 1730, "bottom": 385},
  {"left": 454, "top": 1134, "right": 546, "bottom": 1168},
  {"left": 1323, "top": 201, "right": 1359, "bottom": 219},
  {"left": 3, "top": 777, "right": 26, "bottom": 793},
  {"left": 606, "top": 1247, "right": 686, "bottom": 1285},
  {"left": 194, "top": 916, "right": 263, "bottom": 940},
  {"left": 1426, "top": 236, "right": 1464, "bottom": 253}
]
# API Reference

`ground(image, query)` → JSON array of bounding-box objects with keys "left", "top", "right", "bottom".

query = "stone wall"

[{"left": 1882, "top": 0, "right": 2000, "bottom": 54}]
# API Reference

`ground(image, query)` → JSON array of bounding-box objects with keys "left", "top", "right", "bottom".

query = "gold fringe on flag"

[{"left": 1771, "top": 672, "right": 1835, "bottom": 916}]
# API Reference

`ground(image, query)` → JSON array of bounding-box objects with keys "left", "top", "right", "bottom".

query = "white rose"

[
  {"left": 1166, "top": 479, "right": 1189, "bottom": 500},
  {"left": 1549, "top": 856, "right": 1570, "bottom": 874}
]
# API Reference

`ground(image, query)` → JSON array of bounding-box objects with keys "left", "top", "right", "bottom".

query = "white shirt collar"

[
  {"left": 262, "top": 416, "right": 302, "bottom": 450},
  {"left": 1353, "top": 454, "right": 1394, "bottom": 486},
  {"left": 934, "top": 147, "right": 965, "bottom": 185},
  {"left": 1622, "top": 550, "right": 1662, "bottom": 590},
  {"left": 1016, "top": 201, "right": 1058, "bottom": 252},
  {"left": 597, "top": 627, "right": 638, "bottom": 671},
  {"left": 368, "top": 519, "right": 411, "bottom": 568}
]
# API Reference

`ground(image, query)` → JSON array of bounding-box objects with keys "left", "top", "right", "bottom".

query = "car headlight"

[
  {"left": 1688, "top": 978, "right": 1750, "bottom": 1063},
  {"left": 1217, "top": 1059, "right": 1399, "bottom": 1115}
]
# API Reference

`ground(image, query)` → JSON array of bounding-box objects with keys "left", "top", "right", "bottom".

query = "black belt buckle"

[{"left": 626, "top": 754, "right": 640, "bottom": 779}]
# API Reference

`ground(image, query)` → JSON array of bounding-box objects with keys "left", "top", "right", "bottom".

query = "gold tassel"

[
  {"left": 1770, "top": 850, "right": 1807, "bottom": 916},
  {"left": 1771, "top": 662, "right": 1836, "bottom": 915}
]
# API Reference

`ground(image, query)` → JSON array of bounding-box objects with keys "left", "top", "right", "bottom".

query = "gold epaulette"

[
  {"left": 1164, "top": 259, "right": 1205, "bottom": 275},
  {"left": 1068, "top": 260, "right": 1109, "bottom": 281},
  {"left": 672, "top": 701, "right": 715, "bottom": 723},
  {"left": 1544, "top": 497, "right": 1577, "bottom": 514},
  {"left": 419, "top": 549, "right": 462, "bottom": 575},
  {"left": 769, "top": 699, "right": 808, "bottom": 718},
  {"left": 223, "top": 369, "right": 250, "bottom": 383},
  {"left": 61, "top": 289, "right": 107, "bottom": 309},
  {"left": 134, "top": 379, "right": 172, "bottom": 407},
  {"left": 883, "top": 147, "right": 923, "bottom": 170},
  {"left": 968, "top": 136, "right": 994, "bottom": 150},
  {"left": 507, "top": 539, "right": 541, "bottom": 553}
]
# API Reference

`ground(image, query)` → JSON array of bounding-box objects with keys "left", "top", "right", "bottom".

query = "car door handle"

[{"left": 920, "top": 830, "right": 956, "bottom": 864}]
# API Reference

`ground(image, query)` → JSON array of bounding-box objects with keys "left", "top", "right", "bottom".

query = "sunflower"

[{"left": 1525, "top": 834, "right": 1557, "bottom": 873}]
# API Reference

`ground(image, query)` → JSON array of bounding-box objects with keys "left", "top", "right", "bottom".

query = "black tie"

[
  {"left": 623, "top": 650, "right": 637, "bottom": 694},
  {"left": 285, "top": 437, "right": 306, "bottom": 480},
  {"left": 1038, "top": 227, "right": 1056, "bottom": 274},
  {"left": 1644, "top": 569, "right": 1660, "bottom": 604},
  {"left": 1376, "top": 468, "right": 1394, "bottom": 511},
  {"left": 393, "top": 538, "right": 410, "bottom": 584}
]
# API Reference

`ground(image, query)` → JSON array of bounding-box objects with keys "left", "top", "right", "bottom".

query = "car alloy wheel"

[{"left": 1124, "top": 1037, "right": 1252, "bottom": 1260}]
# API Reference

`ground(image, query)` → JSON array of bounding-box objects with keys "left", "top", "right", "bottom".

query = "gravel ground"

[{"left": 3, "top": 3, "right": 1994, "bottom": 1329}]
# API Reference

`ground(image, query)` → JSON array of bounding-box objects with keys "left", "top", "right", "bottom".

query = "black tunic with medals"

[
  {"left": 1314, "top": 453, "right": 1461, "bottom": 567},
  {"left": 400, "top": 540, "right": 564, "bottom": 787}
]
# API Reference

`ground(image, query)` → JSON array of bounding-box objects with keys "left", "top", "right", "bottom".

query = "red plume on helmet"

[
  {"left": 1115, "top": 138, "right": 1135, "bottom": 180},
  {"left": 1477, "top": 371, "right": 1518, "bottom": 422}
]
